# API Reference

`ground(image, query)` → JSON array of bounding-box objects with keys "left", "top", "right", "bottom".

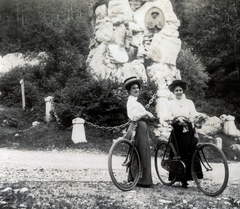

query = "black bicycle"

[{"left": 155, "top": 116, "right": 229, "bottom": 196}]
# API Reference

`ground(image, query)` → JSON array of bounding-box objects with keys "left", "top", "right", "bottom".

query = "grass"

[
  {"left": 0, "top": 105, "right": 119, "bottom": 153},
  {"left": 0, "top": 105, "right": 240, "bottom": 161}
]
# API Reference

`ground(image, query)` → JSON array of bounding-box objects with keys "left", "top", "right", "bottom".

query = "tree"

[
  {"left": 172, "top": 0, "right": 240, "bottom": 121},
  {"left": 176, "top": 46, "right": 209, "bottom": 99},
  {"left": 173, "top": 1, "right": 239, "bottom": 89}
]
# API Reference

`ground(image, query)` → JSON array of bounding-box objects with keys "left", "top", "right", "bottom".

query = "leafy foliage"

[
  {"left": 176, "top": 46, "right": 209, "bottom": 98},
  {"left": 0, "top": 0, "right": 92, "bottom": 56},
  {"left": 53, "top": 76, "right": 127, "bottom": 128},
  {"left": 0, "top": 0, "right": 90, "bottom": 123},
  {"left": 171, "top": 0, "right": 240, "bottom": 123},
  {"left": 53, "top": 75, "right": 158, "bottom": 128}
]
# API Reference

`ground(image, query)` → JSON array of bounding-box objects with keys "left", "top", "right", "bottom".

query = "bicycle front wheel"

[
  {"left": 191, "top": 143, "right": 229, "bottom": 196},
  {"left": 155, "top": 141, "right": 178, "bottom": 186},
  {"left": 108, "top": 139, "right": 141, "bottom": 191}
]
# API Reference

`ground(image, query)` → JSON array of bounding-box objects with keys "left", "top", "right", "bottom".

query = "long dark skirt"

[
  {"left": 126, "top": 121, "right": 153, "bottom": 186},
  {"left": 170, "top": 122, "right": 203, "bottom": 182}
]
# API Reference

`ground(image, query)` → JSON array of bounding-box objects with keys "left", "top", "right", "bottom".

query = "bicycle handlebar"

[{"left": 163, "top": 115, "right": 208, "bottom": 127}]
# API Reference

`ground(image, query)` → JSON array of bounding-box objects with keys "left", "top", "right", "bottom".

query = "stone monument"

[{"left": 86, "top": 0, "right": 182, "bottom": 119}]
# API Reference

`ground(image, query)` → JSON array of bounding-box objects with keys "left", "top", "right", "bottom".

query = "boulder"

[
  {"left": 147, "top": 63, "right": 181, "bottom": 88},
  {"left": 112, "top": 23, "right": 126, "bottom": 46},
  {"left": 230, "top": 144, "right": 240, "bottom": 151},
  {"left": 128, "top": 21, "right": 143, "bottom": 32},
  {"left": 146, "top": 33, "right": 181, "bottom": 65},
  {"left": 95, "top": 21, "right": 114, "bottom": 43},
  {"left": 129, "top": 0, "right": 143, "bottom": 12},
  {"left": 119, "top": 59, "right": 148, "bottom": 82},
  {"left": 95, "top": 4, "right": 108, "bottom": 20},
  {"left": 108, "top": 44, "right": 129, "bottom": 63},
  {"left": 108, "top": 0, "right": 133, "bottom": 24},
  {"left": 87, "top": 43, "right": 109, "bottom": 79},
  {"left": 197, "top": 116, "right": 222, "bottom": 135}
]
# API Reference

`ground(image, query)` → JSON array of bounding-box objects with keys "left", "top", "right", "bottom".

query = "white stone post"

[
  {"left": 19, "top": 79, "right": 26, "bottom": 110},
  {"left": 44, "top": 96, "right": 54, "bottom": 122},
  {"left": 156, "top": 89, "right": 168, "bottom": 120},
  {"left": 72, "top": 118, "right": 87, "bottom": 143},
  {"left": 223, "top": 115, "right": 237, "bottom": 136},
  {"left": 215, "top": 137, "right": 222, "bottom": 150}
]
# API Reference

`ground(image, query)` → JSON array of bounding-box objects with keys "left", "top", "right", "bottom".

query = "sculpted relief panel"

[{"left": 145, "top": 7, "right": 165, "bottom": 34}]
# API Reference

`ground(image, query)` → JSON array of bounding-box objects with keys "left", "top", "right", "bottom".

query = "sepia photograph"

[{"left": 0, "top": 0, "right": 240, "bottom": 208}]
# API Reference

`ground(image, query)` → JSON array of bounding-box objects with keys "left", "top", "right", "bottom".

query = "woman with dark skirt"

[
  {"left": 124, "top": 76, "right": 155, "bottom": 188},
  {"left": 163, "top": 80, "right": 204, "bottom": 188}
]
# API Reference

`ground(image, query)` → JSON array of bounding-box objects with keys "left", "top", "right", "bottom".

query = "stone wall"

[{"left": 86, "top": 0, "right": 182, "bottom": 118}]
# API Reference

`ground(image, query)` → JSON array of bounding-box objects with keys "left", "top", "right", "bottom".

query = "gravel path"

[
  {"left": 0, "top": 147, "right": 239, "bottom": 184},
  {"left": 0, "top": 148, "right": 240, "bottom": 208}
]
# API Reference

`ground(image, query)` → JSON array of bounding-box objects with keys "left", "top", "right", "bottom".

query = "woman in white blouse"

[
  {"left": 164, "top": 80, "right": 203, "bottom": 188},
  {"left": 124, "top": 76, "right": 155, "bottom": 188}
]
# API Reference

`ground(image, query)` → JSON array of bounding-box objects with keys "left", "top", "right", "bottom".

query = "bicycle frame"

[
  {"left": 122, "top": 122, "right": 142, "bottom": 175},
  {"left": 169, "top": 122, "right": 217, "bottom": 177},
  {"left": 169, "top": 121, "right": 223, "bottom": 177},
  {"left": 166, "top": 125, "right": 182, "bottom": 159},
  {"left": 194, "top": 144, "right": 213, "bottom": 172}
]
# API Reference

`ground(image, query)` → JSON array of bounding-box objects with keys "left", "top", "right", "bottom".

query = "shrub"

[
  {"left": 53, "top": 76, "right": 126, "bottom": 128},
  {"left": 177, "top": 46, "right": 210, "bottom": 99},
  {"left": 0, "top": 64, "right": 48, "bottom": 102},
  {"left": 53, "top": 75, "right": 158, "bottom": 128}
]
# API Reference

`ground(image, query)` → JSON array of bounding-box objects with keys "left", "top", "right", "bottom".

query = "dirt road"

[
  {"left": 0, "top": 147, "right": 239, "bottom": 184},
  {"left": 0, "top": 147, "right": 240, "bottom": 208}
]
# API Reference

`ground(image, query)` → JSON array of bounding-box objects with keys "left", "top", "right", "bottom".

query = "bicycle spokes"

[
  {"left": 155, "top": 142, "right": 177, "bottom": 186},
  {"left": 191, "top": 143, "right": 229, "bottom": 196},
  {"left": 161, "top": 159, "right": 170, "bottom": 171},
  {"left": 108, "top": 139, "right": 141, "bottom": 191}
]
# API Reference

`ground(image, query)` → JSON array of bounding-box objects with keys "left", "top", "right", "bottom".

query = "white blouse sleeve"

[
  {"left": 127, "top": 99, "right": 147, "bottom": 121},
  {"left": 188, "top": 100, "right": 199, "bottom": 120}
]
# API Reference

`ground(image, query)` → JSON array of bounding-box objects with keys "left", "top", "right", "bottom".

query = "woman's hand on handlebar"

[
  {"left": 173, "top": 116, "right": 188, "bottom": 123},
  {"left": 177, "top": 116, "right": 187, "bottom": 123},
  {"left": 146, "top": 111, "right": 155, "bottom": 119}
]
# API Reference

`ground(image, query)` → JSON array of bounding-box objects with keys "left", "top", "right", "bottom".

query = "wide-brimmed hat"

[
  {"left": 124, "top": 76, "right": 142, "bottom": 90},
  {"left": 168, "top": 80, "right": 187, "bottom": 92}
]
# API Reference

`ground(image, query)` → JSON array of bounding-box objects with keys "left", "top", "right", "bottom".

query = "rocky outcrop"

[
  {"left": 87, "top": 0, "right": 182, "bottom": 119},
  {"left": 87, "top": 0, "right": 181, "bottom": 87}
]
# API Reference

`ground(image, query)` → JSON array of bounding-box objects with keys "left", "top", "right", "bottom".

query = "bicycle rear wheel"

[
  {"left": 155, "top": 141, "right": 178, "bottom": 186},
  {"left": 108, "top": 138, "right": 141, "bottom": 191},
  {"left": 191, "top": 143, "right": 229, "bottom": 196}
]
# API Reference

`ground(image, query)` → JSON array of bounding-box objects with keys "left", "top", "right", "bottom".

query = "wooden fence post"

[{"left": 19, "top": 79, "right": 26, "bottom": 110}]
